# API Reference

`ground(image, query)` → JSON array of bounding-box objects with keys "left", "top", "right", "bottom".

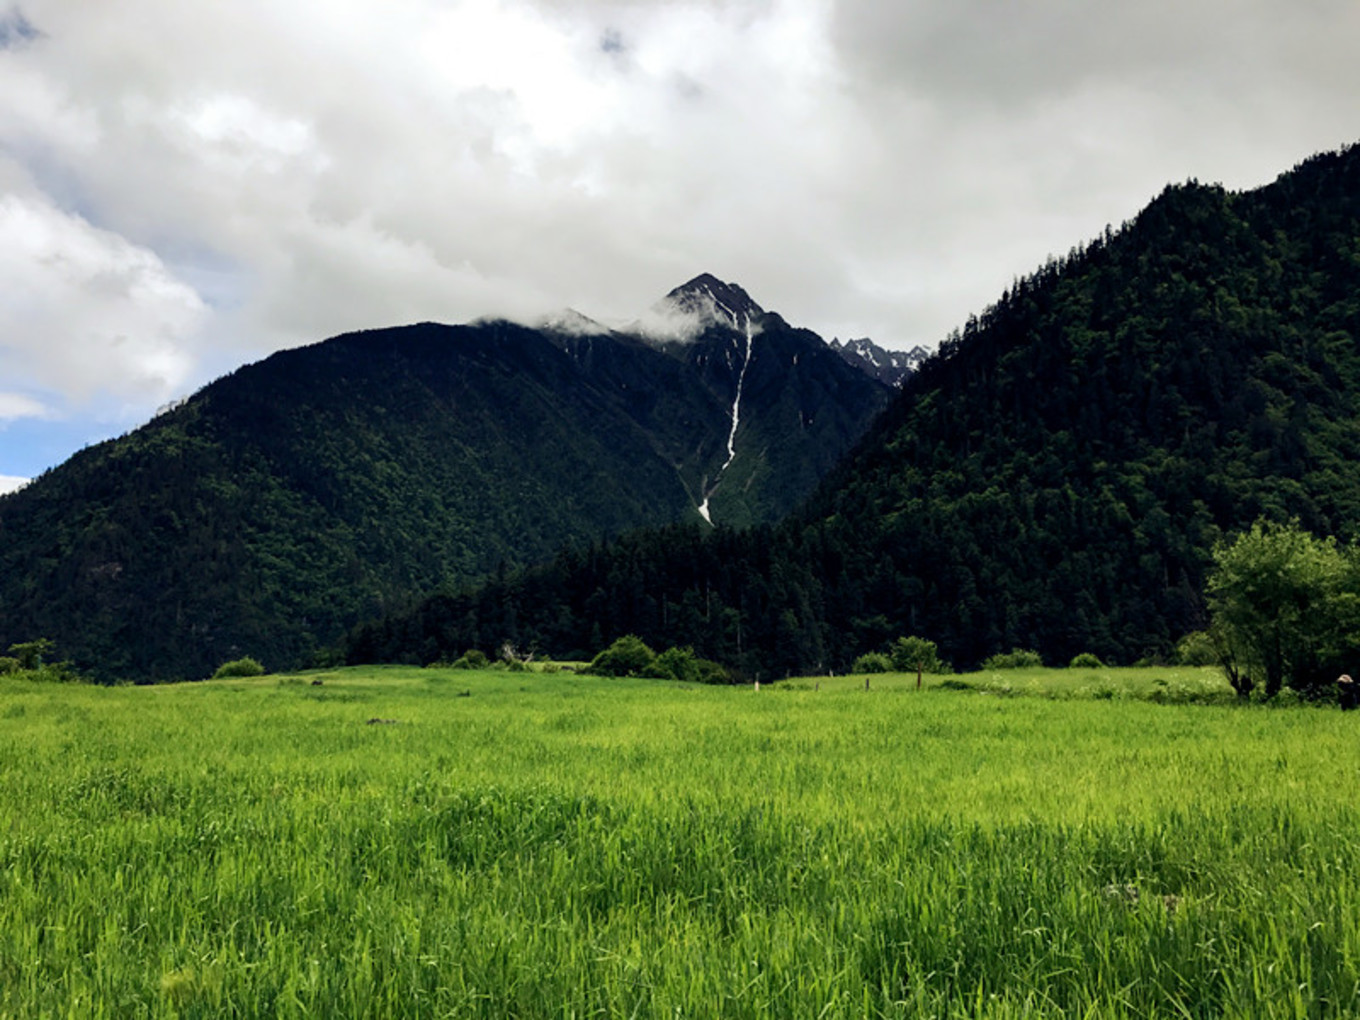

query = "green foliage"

[
  {"left": 1174, "top": 631, "right": 1218, "bottom": 667},
  {"left": 586, "top": 635, "right": 656, "bottom": 677},
  {"left": 650, "top": 645, "right": 730, "bottom": 684},
  {"left": 8, "top": 638, "right": 53, "bottom": 671},
  {"left": 0, "top": 656, "right": 19, "bottom": 676},
  {"left": 1069, "top": 652, "right": 1106, "bottom": 669},
  {"left": 1206, "top": 519, "right": 1360, "bottom": 698},
  {"left": 852, "top": 652, "right": 892, "bottom": 674},
  {"left": 451, "top": 649, "right": 490, "bottom": 670},
  {"left": 984, "top": 649, "right": 1045, "bottom": 670},
  {"left": 889, "top": 635, "right": 947, "bottom": 674},
  {"left": 211, "top": 656, "right": 267, "bottom": 680}
]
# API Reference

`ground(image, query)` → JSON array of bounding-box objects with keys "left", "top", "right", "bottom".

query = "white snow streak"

[{"left": 697, "top": 318, "right": 754, "bottom": 525}]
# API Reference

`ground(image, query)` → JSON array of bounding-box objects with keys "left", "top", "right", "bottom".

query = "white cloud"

[
  {"left": 0, "top": 474, "right": 31, "bottom": 495},
  {"left": 0, "top": 188, "right": 205, "bottom": 406},
  {"left": 0, "top": 392, "right": 48, "bottom": 420},
  {"left": 0, "top": 0, "right": 1358, "bottom": 477}
]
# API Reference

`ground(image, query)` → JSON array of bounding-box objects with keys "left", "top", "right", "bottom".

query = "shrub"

[
  {"left": 983, "top": 648, "right": 1044, "bottom": 670},
  {"left": 852, "top": 652, "right": 892, "bottom": 674},
  {"left": 8, "top": 639, "right": 53, "bottom": 671},
  {"left": 0, "top": 656, "right": 20, "bottom": 676},
  {"left": 651, "top": 646, "right": 698, "bottom": 682},
  {"left": 1069, "top": 652, "right": 1105, "bottom": 669},
  {"left": 451, "top": 649, "right": 491, "bottom": 670},
  {"left": 650, "top": 646, "right": 731, "bottom": 684},
  {"left": 586, "top": 635, "right": 656, "bottom": 677},
  {"left": 1174, "top": 631, "right": 1218, "bottom": 667},
  {"left": 212, "top": 657, "right": 267, "bottom": 679},
  {"left": 689, "top": 657, "right": 731, "bottom": 685},
  {"left": 889, "top": 636, "right": 949, "bottom": 674}
]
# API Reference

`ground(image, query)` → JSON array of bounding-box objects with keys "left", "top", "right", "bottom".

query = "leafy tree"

[
  {"left": 586, "top": 635, "right": 656, "bottom": 677},
  {"left": 1206, "top": 520, "right": 1360, "bottom": 698},
  {"left": 890, "top": 636, "right": 947, "bottom": 674}
]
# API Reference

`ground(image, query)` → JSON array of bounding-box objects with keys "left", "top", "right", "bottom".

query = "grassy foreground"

[{"left": 2, "top": 667, "right": 1359, "bottom": 1018}]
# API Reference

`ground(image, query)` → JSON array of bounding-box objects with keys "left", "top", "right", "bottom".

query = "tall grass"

[{"left": 2, "top": 667, "right": 1358, "bottom": 1017}]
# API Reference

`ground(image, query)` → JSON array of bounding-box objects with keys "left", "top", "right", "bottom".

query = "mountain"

[
  {"left": 828, "top": 338, "right": 928, "bottom": 386},
  {"left": 0, "top": 278, "right": 891, "bottom": 681},
  {"left": 346, "top": 142, "right": 1360, "bottom": 675},
  {"left": 653, "top": 272, "right": 764, "bottom": 331}
]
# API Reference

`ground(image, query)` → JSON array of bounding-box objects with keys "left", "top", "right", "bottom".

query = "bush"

[
  {"left": 8, "top": 639, "right": 53, "bottom": 671},
  {"left": 650, "top": 646, "right": 731, "bottom": 684},
  {"left": 983, "top": 648, "right": 1044, "bottom": 670},
  {"left": 1174, "top": 631, "right": 1218, "bottom": 667},
  {"left": 212, "top": 656, "right": 267, "bottom": 679},
  {"left": 451, "top": 649, "right": 491, "bottom": 670},
  {"left": 890, "top": 636, "right": 948, "bottom": 674},
  {"left": 690, "top": 658, "right": 731, "bottom": 685},
  {"left": 0, "top": 656, "right": 20, "bottom": 676},
  {"left": 586, "top": 635, "right": 656, "bottom": 677},
  {"left": 852, "top": 652, "right": 892, "bottom": 674},
  {"left": 1069, "top": 652, "right": 1105, "bottom": 669}
]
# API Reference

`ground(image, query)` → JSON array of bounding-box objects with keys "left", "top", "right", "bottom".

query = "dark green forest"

[
  {"left": 348, "top": 143, "right": 1360, "bottom": 676},
  {"left": 0, "top": 313, "right": 889, "bottom": 681}
]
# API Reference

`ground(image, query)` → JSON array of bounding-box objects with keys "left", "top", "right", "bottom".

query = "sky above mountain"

[{"left": 2, "top": 0, "right": 1358, "bottom": 491}]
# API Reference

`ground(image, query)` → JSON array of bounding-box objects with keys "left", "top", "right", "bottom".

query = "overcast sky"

[{"left": 1, "top": 0, "right": 1358, "bottom": 492}]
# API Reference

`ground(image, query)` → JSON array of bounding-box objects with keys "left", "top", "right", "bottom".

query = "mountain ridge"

[{"left": 0, "top": 279, "right": 892, "bottom": 680}]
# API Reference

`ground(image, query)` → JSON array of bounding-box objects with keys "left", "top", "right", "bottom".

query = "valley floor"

[{"left": 2, "top": 667, "right": 1357, "bottom": 1017}]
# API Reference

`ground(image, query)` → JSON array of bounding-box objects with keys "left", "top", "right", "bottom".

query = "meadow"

[{"left": 2, "top": 665, "right": 1359, "bottom": 1018}]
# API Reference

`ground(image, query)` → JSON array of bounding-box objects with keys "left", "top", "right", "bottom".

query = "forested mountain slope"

[
  {"left": 0, "top": 286, "right": 891, "bottom": 681},
  {"left": 348, "top": 143, "right": 1360, "bottom": 674}
]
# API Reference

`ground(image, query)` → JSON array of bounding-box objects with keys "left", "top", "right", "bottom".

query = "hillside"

[
  {"left": 348, "top": 142, "right": 1360, "bottom": 674},
  {"left": 0, "top": 283, "right": 892, "bottom": 680}
]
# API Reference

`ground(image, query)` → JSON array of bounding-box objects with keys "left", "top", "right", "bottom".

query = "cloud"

[
  {"left": 0, "top": 392, "right": 47, "bottom": 420},
  {"left": 0, "top": 187, "right": 205, "bottom": 406},
  {"left": 0, "top": 7, "right": 39, "bottom": 50},
  {"left": 1, "top": 0, "right": 1359, "bottom": 474},
  {"left": 0, "top": 474, "right": 30, "bottom": 495}
]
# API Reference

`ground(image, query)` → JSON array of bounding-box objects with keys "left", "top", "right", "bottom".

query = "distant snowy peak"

[
  {"left": 829, "top": 337, "right": 929, "bottom": 387},
  {"left": 656, "top": 273, "right": 766, "bottom": 333}
]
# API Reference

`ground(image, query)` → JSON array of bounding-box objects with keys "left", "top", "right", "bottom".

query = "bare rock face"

[{"left": 828, "top": 337, "right": 930, "bottom": 387}]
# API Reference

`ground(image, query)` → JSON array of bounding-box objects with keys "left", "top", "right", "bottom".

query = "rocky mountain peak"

[
  {"left": 828, "top": 337, "right": 929, "bottom": 387},
  {"left": 657, "top": 273, "right": 765, "bottom": 332}
]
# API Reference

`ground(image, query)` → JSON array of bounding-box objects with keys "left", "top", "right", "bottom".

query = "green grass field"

[{"left": 3, "top": 666, "right": 1359, "bottom": 1018}]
